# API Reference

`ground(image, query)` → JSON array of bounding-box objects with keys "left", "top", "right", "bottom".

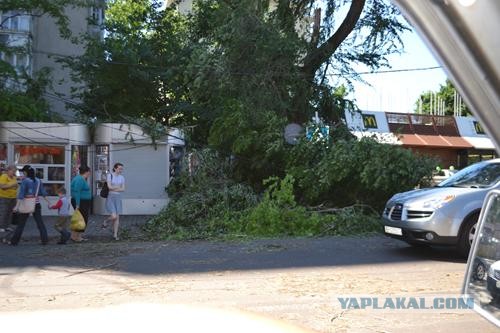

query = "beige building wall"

[
  {"left": 32, "top": 7, "right": 95, "bottom": 121},
  {"left": 1, "top": 5, "right": 103, "bottom": 121}
]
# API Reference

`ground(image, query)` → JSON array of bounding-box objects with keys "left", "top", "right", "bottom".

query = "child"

[{"left": 49, "top": 187, "right": 71, "bottom": 244}]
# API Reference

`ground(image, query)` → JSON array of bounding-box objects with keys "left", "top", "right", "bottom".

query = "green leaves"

[
  {"left": 62, "top": 0, "right": 191, "bottom": 123},
  {"left": 415, "top": 79, "right": 471, "bottom": 116},
  {"left": 286, "top": 137, "right": 436, "bottom": 209},
  {"left": 0, "top": 90, "right": 50, "bottom": 121}
]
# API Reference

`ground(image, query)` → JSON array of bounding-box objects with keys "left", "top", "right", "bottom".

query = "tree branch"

[
  {"left": 309, "top": 7, "right": 321, "bottom": 48},
  {"left": 302, "top": 0, "right": 366, "bottom": 78}
]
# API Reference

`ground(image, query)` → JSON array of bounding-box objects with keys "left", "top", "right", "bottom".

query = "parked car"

[
  {"left": 382, "top": 159, "right": 500, "bottom": 255},
  {"left": 487, "top": 260, "right": 500, "bottom": 301},
  {"left": 472, "top": 257, "right": 489, "bottom": 281}
]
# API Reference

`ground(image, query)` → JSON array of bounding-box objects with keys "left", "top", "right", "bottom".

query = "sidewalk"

[{"left": 6, "top": 214, "right": 151, "bottom": 242}]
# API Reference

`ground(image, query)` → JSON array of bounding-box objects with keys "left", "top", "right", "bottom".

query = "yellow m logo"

[{"left": 362, "top": 115, "right": 378, "bottom": 129}]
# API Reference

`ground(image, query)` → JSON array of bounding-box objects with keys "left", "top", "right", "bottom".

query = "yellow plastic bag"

[{"left": 70, "top": 209, "right": 86, "bottom": 232}]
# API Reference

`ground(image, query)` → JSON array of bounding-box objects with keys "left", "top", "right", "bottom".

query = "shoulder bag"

[
  {"left": 100, "top": 173, "right": 112, "bottom": 198},
  {"left": 18, "top": 179, "right": 40, "bottom": 214}
]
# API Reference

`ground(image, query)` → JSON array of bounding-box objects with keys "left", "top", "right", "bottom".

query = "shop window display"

[
  {"left": 15, "top": 144, "right": 66, "bottom": 196},
  {"left": 14, "top": 145, "right": 65, "bottom": 164}
]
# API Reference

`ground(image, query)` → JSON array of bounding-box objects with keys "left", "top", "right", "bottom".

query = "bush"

[
  {"left": 146, "top": 167, "right": 383, "bottom": 240},
  {"left": 145, "top": 149, "right": 259, "bottom": 240},
  {"left": 230, "top": 175, "right": 382, "bottom": 238},
  {"left": 237, "top": 175, "right": 323, "bottom": 236},
  {"left": 286, "top": 137, "right": 436, "bottom": 210}
]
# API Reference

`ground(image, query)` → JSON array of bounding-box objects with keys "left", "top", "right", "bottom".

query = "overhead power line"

[
  {"left": 331, "top": 66, "right": 443, "bottom": 76},
  {"left": 32, "top": 48, "right": 443, "bottom": 77}
]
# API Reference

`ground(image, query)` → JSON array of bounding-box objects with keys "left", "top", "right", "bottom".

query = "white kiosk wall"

[{"left": 93, "top": 123, "right": 172, "bottom": 215}]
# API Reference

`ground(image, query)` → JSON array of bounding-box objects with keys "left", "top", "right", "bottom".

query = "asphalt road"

[{"left": 0, "top": 235, "right": 498, "bottom": 332}]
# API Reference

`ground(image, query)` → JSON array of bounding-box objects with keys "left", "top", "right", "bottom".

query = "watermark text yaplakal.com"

[{"left": 335, "top": 295, "right": 475, "bottom": 312}]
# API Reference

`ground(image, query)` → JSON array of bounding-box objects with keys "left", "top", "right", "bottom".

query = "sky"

[{"left": 350, "top": 29, "right": 448, "bottom": 114}]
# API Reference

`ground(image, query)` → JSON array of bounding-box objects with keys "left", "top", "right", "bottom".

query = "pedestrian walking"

[
  {"left": 102, "top": 163, "right": 125, "bottom": 240},
  {"left": 70, "top": 166, "right": 92, "bottom": 242},
  {"left": 9, "top": 166, "right": 49, "bottom": 246},
  {"left": 0, "top": 165, "right": 18, "bottom": 241},
  {"left": 48, "top": 187, "right": 71, "bottom": 244}
]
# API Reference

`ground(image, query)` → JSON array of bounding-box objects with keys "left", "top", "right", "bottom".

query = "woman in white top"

[{"left": 103, "top": 163, "right": 125, "bottom": 240}]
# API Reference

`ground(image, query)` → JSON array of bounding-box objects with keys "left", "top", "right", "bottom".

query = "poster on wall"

[{"left": 95, "top": 145, "right": 109, "bottom": 188}]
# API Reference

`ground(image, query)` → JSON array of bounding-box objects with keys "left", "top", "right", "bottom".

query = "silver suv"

[{"left": 382, "top": 158, "right": 500, "bottom": 255}]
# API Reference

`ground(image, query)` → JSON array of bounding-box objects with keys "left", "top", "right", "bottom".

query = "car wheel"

[
  {"left": 474, "top": 262, "right": 487, "bottom": 281},
  {"left": 457, "top": 213, "right": 479, "bottom": 257}
]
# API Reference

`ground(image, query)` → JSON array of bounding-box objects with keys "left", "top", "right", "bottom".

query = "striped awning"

[{"left": 398, "top": 134, "right": 473, "bottom": 148}]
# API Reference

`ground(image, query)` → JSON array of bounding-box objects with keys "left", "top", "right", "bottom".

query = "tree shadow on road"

[{"left": 0, "top": 235, "right": 467, "bottom": 276}]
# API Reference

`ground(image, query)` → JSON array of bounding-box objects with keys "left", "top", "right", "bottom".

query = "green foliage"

[
  {"left": 0, "top": 90, "right": 50, "bottom": 121},
  {"left": 286, "top": 137, "right": 436, "bottom": 209},
  {"left": 238, "top": 175, "right": 323, "bottom": 237},
  {"left": 147, "top": 168, "right": 382, "bottom": 240},
  {"left": 145, "top": 149, "right": 259, "bottom": 240},
  {"left": 207, "top": 101, "right": 288, "bottom": 188},
  {"left": 0, "top": 69, "right": 53, "bottom": 121},
  {"left": 62, "top": 0, "right": 192, "bottom": 123},
  {"left": 415, "top": 79, "right": 471, "bottom": 116},
  {"left": 320, "top": 205, "right": 382, "bottom": 236}
]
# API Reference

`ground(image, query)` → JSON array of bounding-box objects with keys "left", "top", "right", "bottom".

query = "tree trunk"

[{"left": 290, "top": 0, "right": 366, "bottom": 123}]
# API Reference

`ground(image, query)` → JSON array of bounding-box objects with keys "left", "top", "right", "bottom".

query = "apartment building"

[
  {"left": 166, "top": 0, "right": 312, "bottom": 38},
  {"left": 0, "top": 3, "right": 105, "bottom": 121}
]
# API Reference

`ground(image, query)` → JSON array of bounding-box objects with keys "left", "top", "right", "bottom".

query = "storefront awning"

[
  {"left": 462, "top": 137, "right": 496, "bottom": 150},
  {"left": 399, "top": 134, "right": 473, "bottom": 148}
]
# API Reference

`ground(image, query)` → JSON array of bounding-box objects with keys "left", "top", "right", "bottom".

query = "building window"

[
  {"left": 473, "top": 121, "right": 485, "bottom": 135},
  {"left": 387, "top": 113, "right": 410, "bottom": 124},
  {"left": 0, "top": 52, "right": 30, "bottom": 74},
  {"left": 362, "top": 114, "right": 378, "bottom": 129},
  {"left": 14, "top": 145, "right": 66, "bottom": 196},
  {"left": 0, "top": 11, "right": 31, "bottom": 32},
  {"left": 14, "top": 145, "right": 65, "bottom": 165},
  {"left": 90, "top": 6, "right": 104, "bottom": 26}
]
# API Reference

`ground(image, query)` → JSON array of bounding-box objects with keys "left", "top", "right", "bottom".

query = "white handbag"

[{"left": 18, "top": 180, "right": 40, "bottom": 214}]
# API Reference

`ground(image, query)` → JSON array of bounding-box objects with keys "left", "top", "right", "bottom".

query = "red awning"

[{"left": 399, "top": 134, "right": 473, "bottom": 148}]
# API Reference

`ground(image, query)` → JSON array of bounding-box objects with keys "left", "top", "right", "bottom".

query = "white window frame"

[
  {"left": 0, "top": 52, "right": 31, "bottom": 74},
  {"left": 0, "top": 11, "right": 31, "bottom": 32},
  {"left": 90, "top": 6, "right": 104, "bottom": 26}
]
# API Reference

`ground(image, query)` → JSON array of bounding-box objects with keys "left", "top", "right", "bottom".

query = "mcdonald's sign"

[
  {"left": 362, "top": 114, "right": 378, "bottom": 129},
  {"left": 473, "top": 121, "right": 485, "bottom": 134}
]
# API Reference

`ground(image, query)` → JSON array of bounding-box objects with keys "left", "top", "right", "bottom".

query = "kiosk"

[
  {"left": 0, "top": 122, "right": 91, "bottom": 216},
  {"left": 93, "top": 123, "right": 184, "bottom": 215}
]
